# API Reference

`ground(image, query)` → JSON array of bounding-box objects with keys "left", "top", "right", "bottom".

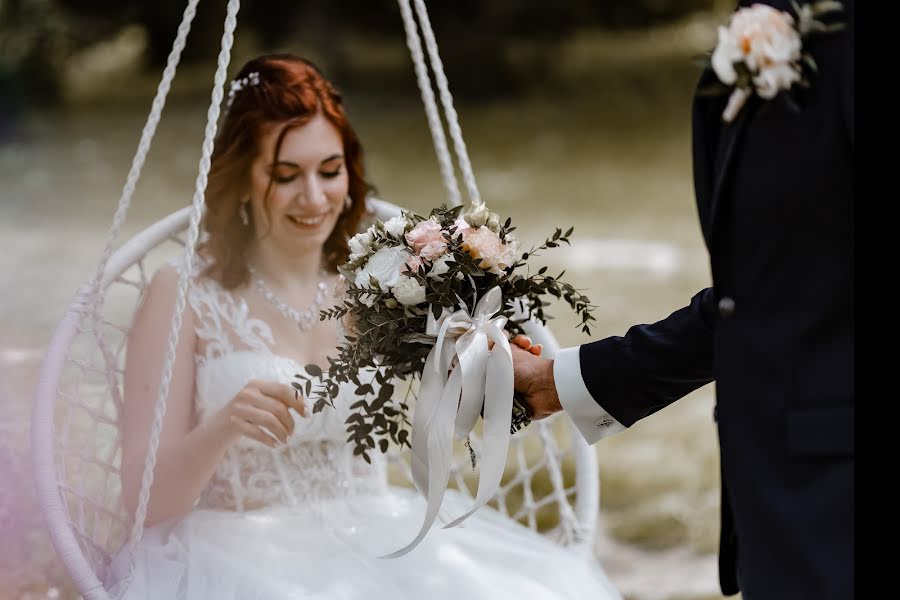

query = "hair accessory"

[{"left": 226, "top": 71, "right": 261, "bottom": 109}]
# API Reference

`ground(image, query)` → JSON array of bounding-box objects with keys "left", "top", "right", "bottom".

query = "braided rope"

[
  {"left": 116, "top": 0, "right": 241, "bottom": 592},
  {"left": 411, "top": 0, "right": 483, "bottom": 208},
  {"left": 396, "top": 0, "right": 461, "bottom": 207},
  {"left": 88, "top": 0, "right": 201, "bottom": 419}
]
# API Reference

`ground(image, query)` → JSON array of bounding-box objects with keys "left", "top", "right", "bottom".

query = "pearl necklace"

[{"left": 249, "top": 266, "right": 330, "bottom": 332}]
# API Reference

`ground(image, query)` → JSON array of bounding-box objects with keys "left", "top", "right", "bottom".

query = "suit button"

[{"left": 718, "top": 296, "right": 736, "bottom": 318}]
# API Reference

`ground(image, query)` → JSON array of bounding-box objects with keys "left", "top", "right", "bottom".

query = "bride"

[{"left": 113, "top": 54, "right": 621, "bottom": 599}]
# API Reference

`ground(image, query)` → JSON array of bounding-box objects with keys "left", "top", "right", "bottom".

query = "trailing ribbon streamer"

[{"left": 383, "top": 286, "right": 514, "bottom": 558}]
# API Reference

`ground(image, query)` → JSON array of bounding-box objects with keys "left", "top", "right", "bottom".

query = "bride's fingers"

[
  {"left": 233, "top": 404, "right": 290, "bottom": 443},
  {"left": 529, "top": 343, "right": 543, "bottom": 356},
  {"left": 258, "top": 381, "right": 306, "bottom": 418},
  {"left": 291, "top": 391, "right": 307, "bottom": 417},
  {"left": 229, "top": 416, "right": 278, "bottom": 448},
  {"left": 250, "top": 391, "right": 295, "bottom": 435}
]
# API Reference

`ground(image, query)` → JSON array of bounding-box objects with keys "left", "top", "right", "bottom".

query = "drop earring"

[
  {"left": 240, "top": 201, "right": 250, "bottom": 226},
  {"left": 344, "top": 195, "right": 352, "bottom": 212}
]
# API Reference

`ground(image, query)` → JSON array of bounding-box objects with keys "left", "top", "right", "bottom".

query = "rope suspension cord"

[
  {"left": 114, "top": 0, "right": 242, "bottom": 591},
  {"left": 87, "top": 0, "right": 202, "bottom": 436},
  {"left": 397, "top": 0, "right": 482, "bottom": 209}
]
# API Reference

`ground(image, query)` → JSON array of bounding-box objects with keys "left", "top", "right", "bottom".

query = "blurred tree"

[{"left": 1, "top": 0, "right": 722, "bottom": 108}]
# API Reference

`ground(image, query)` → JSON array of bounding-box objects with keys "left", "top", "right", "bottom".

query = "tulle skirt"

[{"left": 110, "top": 487, "right": 621, "bottom": 600}]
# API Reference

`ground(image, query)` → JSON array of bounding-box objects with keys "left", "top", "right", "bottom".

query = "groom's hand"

[{"left": 509, "top": 335, "right": 562, "bottom": 420}]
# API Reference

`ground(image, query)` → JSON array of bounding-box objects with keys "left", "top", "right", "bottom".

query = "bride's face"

[{"left": 249, "top": 112, "right": 349, "bottom": 255}]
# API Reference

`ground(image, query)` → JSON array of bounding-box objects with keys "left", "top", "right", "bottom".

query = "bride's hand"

[{"left": 219, "top": 380, "right": 307, "bottom": 447}]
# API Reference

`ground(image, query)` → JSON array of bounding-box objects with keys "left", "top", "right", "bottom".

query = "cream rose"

[
  {"left": 392, "top": 275, "right": 427, "bottom": 306},
  {"left": 461, "top": 227, "right": 518, "bottom": 275}
]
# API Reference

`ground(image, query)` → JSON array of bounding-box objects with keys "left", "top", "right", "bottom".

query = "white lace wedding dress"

[{"left": 110, "top": 258, "right": 622, "bottom": 599}]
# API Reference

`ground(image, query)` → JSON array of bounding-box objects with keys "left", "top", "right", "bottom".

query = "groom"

[{"left": 511, "top": 0, "right": 853, "bottom": 598}]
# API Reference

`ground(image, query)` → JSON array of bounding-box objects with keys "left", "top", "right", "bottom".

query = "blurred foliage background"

[{"left": 2, "top": 1, "right": 740, "bottom": 599}]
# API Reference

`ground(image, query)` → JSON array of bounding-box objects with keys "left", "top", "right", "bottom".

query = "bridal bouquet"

[{"left": 295, "top": 202, "right": 595, "bottom": 555}]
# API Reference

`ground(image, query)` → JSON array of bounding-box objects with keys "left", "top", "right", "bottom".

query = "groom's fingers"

[
  {"left": 510, "top": 334, "right": 533, "bottom": 349},
  {"left": 511, "top": 334, "right": 541, "bottom": 356}
]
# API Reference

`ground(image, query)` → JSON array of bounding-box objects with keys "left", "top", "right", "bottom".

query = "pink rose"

[
  {"left": 404, "top": 254, "right": 424, "bottom": 273},
  {"left": 405, "top": 219, "right": 447, "bottom": 258},
  {"left": 453, "top": 217, "right": 472, "bottom": 237},
  {"left": 419, "top": 240, "right": 448, "bottom": 261},
  {"left": 461, "top": 227, "right": 518, "bottom": 275}
]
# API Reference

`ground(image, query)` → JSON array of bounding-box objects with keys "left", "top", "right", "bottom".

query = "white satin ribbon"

[{"left": 383, "top": 286, "right": 514, "bottom": 558}]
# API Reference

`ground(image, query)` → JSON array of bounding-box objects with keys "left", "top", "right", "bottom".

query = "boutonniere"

[{"left": 699, "top": 1, "right": 845, "bottom": 122}]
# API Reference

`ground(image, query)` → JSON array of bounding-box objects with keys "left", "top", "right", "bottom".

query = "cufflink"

[{"left": 596, "top": 417, "right": 613, "bottom": 427}]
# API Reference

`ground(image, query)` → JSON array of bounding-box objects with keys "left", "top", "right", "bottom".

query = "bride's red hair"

[{"left": 201, "top": 54, "right": 372, "bottom": 290}]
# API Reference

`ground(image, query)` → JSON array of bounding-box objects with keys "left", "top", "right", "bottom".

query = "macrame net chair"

[{"left": 30, "top": 1, "right": 601, "bottom": 598}]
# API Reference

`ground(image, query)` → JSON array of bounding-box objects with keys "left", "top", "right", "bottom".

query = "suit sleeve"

[
  {"left": 561, "top": 288, "right": 718, "bottom": 436},
  {"left": 840, "top": 0, "right": 854, "bottom": 151}
]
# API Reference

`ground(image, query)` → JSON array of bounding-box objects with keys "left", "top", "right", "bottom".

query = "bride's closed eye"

[
  {"left": 272, "top": 173, "right": 297, "bottom": 184},
  {"left": 269, "top": 165, "right": 342, "bottom": 184}
]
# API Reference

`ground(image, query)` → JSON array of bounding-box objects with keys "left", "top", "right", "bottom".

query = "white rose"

[
  {"left": 711, "top": 26, "right": 742, "bottom": 85},
  {"left": 713, "top": 5, "right": 801, "bottom": 89},
  {"left": 463, "top": 204, "right": 490, "bottom": 228},
  {"left": 754, "top": 63, "right": 801, "bottom": 99},
  {"left": 348, "top": 230, "right": 374, "bottom": 259},
  {"left": 486, "top": 212, "right": 502, "bottom": 233},
  {"left": 392, "top": 275, "right": 427, "bottom": 306},
  {"left": 355, "top": 246, "right": 410, "bottom": 291},
  {"left": 428, "top": 254, "right": 453, "bottom": 279},
  {"left": 383, "top": 215, "right": 409, "bottom": 238}
]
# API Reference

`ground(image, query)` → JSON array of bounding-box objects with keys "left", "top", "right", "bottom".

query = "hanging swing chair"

[{"left": 31, "top": 1, "right": 601, "bottom": 598}]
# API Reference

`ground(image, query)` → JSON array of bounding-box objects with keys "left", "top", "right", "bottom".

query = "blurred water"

[{"left": 1, "top": 60, "right": 726, "bottom": 598}]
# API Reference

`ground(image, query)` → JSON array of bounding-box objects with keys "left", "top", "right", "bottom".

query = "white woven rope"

[
  {"left": 89, "top": 0, "right": 199, "bottom": 289},
  {"left": 439, "top": 418, "right": 581, "bottom": 537},
  {"left": 88, "top": 0, "right": 201, "bottom": 419},
  {"left": 396, "top": 0, "right": 461, "bottom": 207},
  {"left": 116, "top": 0, "right": 241, "bottom": 592},
  {"left": 410, "top": 0, "right": 483, "bottom": 208}
]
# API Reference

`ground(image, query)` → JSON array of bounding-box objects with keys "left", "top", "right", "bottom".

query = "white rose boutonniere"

[{"left": 703, "top": 1, "right": 845, "bottom": 122}]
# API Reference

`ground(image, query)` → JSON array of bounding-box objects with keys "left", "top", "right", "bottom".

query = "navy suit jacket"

[{"left": 578, "top": 1, "right": 854, "bottom": 597}]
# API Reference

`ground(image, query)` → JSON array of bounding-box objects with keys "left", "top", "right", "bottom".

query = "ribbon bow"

[{"left": 384, "top": 286, "right": 514, "bottom": 557}]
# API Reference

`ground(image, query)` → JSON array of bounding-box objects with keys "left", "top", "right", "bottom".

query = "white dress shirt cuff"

[{"left": 553, "top": 346, "right": 626, "bottom": 445}]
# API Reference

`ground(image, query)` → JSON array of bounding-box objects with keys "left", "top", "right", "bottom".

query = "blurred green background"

[{"left": 1, "top": 1, "right": 740, "bottom": 598}]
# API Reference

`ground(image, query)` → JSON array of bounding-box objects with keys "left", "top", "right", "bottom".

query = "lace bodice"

[{"left": 172, "top": 256, "right": 388, "bottom": 512}]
